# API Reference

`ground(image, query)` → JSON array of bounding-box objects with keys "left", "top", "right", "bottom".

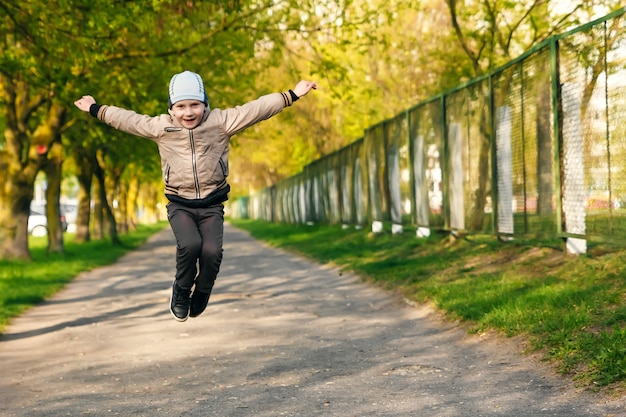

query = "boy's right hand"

[{"left": 74, "top": 95, "right": 96, "bottom": 112}]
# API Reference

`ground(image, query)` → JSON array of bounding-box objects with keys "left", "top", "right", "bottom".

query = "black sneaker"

[
  {"left": 169, "top": 280, "right": 191, "bottom": 322},
  {"left": 189, "top": 290, "right": 211, "bottom": 318}
]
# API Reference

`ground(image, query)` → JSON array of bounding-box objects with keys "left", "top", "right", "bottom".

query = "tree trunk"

[
  {"left": 75, "top": 179, "right": 93, "bottom": 243},
  {"left": 71, "top": 145, "right": 96, "bottom": 243},
  {"left": 536, "top": 70, "right": 553, "bottom": 215},
  {"left": 0, "top": 167, "right": 34, "bottom": 260},
  {"left": 117, "top": 180, "right": 129, "bottom": 234},
  {"left": 73, "top": 149, "right": 94, "bottom": 243},
  {"left": 42, "top": 142, "right": 65, "bottom": 253},
  {"left": 93, "top": 158, "right": 120, "bottom": 245},
  {"left": 33, "top": 103, "right": 67, "bottom": 252},
  {"left": 126, "top": 176, "right": 140, "bottom": 230},
  {"left": 468, "top": 103, "right": 492, "bottom": 230},
  {"left": 106, "top": 168, "right": 123, "bottom": 233},
  {"left": 92, "top": 178, "right": 104, "bottom": 240}
]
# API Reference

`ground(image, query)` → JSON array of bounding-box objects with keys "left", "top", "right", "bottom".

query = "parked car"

[{"left": 28, "top": 203, "right": 68, "bottom": 237}]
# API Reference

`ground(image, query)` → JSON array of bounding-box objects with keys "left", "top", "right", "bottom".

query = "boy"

[{"left": 74, "top": 71, "right": 317, "bottom": 321}]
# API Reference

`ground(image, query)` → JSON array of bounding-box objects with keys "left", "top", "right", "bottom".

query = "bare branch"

[{"left": 445, "top": 0, "right": 481, "bottom": 74}]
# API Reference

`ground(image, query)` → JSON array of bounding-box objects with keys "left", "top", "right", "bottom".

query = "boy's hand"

[
  {"left": 74, "top": 95, "right": 96, "bottom": 112},
  {"left": 293, "top": 81, "right": 317, "bottom": 98}
]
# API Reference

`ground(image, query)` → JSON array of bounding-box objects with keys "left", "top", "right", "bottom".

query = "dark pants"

[{"left": 166, "top": 202, "right": 224, "bottom": 293}]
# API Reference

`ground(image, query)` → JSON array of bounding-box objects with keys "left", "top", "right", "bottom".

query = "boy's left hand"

[{"left": 293, "top": 81, "right": 317, "bottom": 98}]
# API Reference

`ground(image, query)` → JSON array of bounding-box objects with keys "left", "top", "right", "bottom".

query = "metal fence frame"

[{"left": 229, "top": 8, "right": 626, "bottom": 252}]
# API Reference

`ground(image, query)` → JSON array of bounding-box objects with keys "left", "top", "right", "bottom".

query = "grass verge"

[
  {"left": 0, "top": 222, "right": 169, "bottom": 334},
  {"left": 228, "top": 218, "right": 626, "bottom": 395}
]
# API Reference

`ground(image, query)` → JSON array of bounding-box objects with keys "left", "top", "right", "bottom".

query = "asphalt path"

[{"left": 1, "top": 224, "right": 624, "bottom": 417}]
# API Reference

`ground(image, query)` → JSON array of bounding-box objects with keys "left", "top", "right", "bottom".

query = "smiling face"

[{"left": 169, "top": 99, "right": 206, "bottom": 129}]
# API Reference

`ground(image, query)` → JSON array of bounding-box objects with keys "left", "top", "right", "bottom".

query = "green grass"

[
  {"left": 0, "top": 222, "right": 168, "bottom": 333},
  {"left": 228, "top": 218, "right": 626, "bottom": 395}
]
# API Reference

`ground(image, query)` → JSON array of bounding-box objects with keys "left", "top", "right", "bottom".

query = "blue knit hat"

[{"left": 168, "top": 71, "right": 209, "bottom": 109}]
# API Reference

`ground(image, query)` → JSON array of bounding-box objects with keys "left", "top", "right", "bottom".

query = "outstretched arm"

[
  {"left": 72, "top": 96, "right": 162, "bottom": 139},
  {"left": 220, "top": 80, "right": 318, "bottom": 135},
  {"left": 74, "top": 95, "right": 96, "bottom": 112}
]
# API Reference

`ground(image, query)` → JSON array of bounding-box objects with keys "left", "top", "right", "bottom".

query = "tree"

[
  {"left": 0, "top": 72, "right": 65, "bottom": 259},
  {"left": 0, "top": 0, "right": 119, "bottom": 259},
  {"left": 229, "top": 0, "right": 470, "bottom": 195},
  {"left": 0, "top": 0, "right": 324, "bottom": 259}
]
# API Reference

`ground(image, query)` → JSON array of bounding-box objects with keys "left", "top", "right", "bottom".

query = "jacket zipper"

[{"left": 189, "top": 130, "right": 201, "bottom": 199}]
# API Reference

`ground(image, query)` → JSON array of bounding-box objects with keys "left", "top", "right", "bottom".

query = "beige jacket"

[{"left": 95, "top": 91, "right": 295, "bottom": 205}]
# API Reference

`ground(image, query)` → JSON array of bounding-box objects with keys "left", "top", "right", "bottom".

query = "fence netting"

[{"left": 229, "top": 9, "right": 626, "bottom": 247}]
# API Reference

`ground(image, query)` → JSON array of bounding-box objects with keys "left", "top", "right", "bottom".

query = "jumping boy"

[{"left": 74, "top": 71, "right": 317, "bottom": 321}]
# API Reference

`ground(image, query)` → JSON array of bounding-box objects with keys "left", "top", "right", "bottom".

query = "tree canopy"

[{"left": 0, "top": 0, "right": 620, "bottom": 259}]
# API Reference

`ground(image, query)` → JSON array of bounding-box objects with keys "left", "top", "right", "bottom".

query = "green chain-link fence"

[{"left": 229, "top": 8, "right": 626, "bottom": 252}]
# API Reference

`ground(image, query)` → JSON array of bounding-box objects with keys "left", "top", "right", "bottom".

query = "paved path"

[{"left": 1, "top": 224, "right": 624, "bottom": 417}]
